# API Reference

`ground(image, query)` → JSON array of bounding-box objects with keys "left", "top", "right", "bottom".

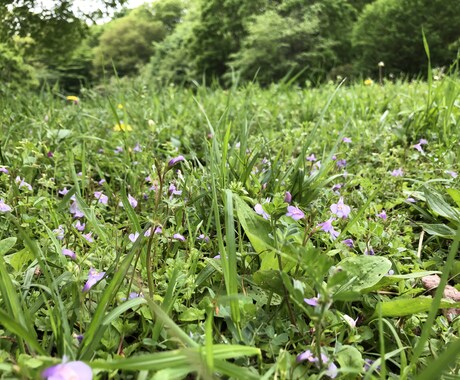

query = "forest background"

[{"left": 1, "top": 0, "right": 460, "bottom": 93}]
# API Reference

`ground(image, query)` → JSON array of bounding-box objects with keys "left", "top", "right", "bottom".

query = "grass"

[{"left": 0, "top": 75, "right": 459, "bottom": 379}]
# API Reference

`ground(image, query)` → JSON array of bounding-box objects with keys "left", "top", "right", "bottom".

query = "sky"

[{"left": 36, "top": 0, "right": 149, "bottom": 22}]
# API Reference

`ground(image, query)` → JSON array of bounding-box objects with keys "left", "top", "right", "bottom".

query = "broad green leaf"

[
  {"left": 6, "top": 248, "right": 34, "bottom": 272},
  {"left": 373, "top": 297, "right": 460, "bottom": 318},
  {"left": 420, "top": 223, "right": 456, "bottom": 238},
  {"left": 178, "top": 307, "right": 206, "bottom": 322},
  {"left": 423, "top": 187, "right": 460, "bottom": 223},
  {"left": 332, "top": 256, "right": 392, "bottom": 301},
  {"left": 447, "top": 188, "right": 460, "bottom": 209},
  {"left": 336, "top": 345, "right": 364, "bottom": 374},
  {"left": 0, "top": 237, "right": 17, "bottom": 256}
]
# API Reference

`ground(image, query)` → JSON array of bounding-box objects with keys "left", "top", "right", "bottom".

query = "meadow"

[{"left": 0, "top": 75, "right": 459, "bottom": 379}]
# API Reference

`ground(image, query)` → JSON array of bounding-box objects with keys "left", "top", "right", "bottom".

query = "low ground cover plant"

[{"left": 0, "top": 76, "right": 459, "bottom": 379}]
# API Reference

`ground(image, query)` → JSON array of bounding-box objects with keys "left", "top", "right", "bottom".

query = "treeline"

[{"left": 1, "top": 0, "right": 460, "bottom": 91}]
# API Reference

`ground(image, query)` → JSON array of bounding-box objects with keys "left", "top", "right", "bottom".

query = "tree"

[{"left": 352, "top": 0, "right": 460, "bottom": 77}]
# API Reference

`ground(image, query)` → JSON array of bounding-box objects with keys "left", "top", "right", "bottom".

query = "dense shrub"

[{"left": 352, "top": 0, "right": 460, "bottom": 77}]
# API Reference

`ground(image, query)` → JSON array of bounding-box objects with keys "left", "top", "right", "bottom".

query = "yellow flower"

[
  {"left": 364, "top": 78, "right": 374, "bottom": 86},
  {"left": 113, "top": 122, "right": 133, "bottom": 132},
  {"left": 66, "top": 95, "right": 79, "bottom": 103},
  {"left": 117, "top": 103, "right": 124, "bottom": 109}
]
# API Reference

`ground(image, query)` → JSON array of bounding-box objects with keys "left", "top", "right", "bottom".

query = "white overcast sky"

[{"left": 37, "top": 0, "right": 149, "bottom": 22}]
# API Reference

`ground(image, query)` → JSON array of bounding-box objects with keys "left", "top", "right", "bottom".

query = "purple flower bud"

[
  {"left": 168, "top": 155, "right": 185, "bottom": 167},
  {"left": 62, "top": 248, "right": 76, "bottom": 260},
  {"left": 0, "top": 199, "right": 12, "bottom": 213},
  {"left": 284, "top": 191, "right": 292, "bottom": 203},
  {"left": 173, "top": 233, "right": 185, "bottom": 242},
  {"left": 82, "top": 268, "right": 105, "bottom": 292}
]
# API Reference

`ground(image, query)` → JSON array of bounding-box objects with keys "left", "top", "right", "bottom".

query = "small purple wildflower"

[
  {"left": 331, "top": 183, "right": 342, "bottom": 193},
  {"left": 53, "top": 225, "right": 65, "bottom": 240},
  {"left": 419, "top": 138, "right": 428, "bottom": 145},
  {"left": 406, "top": 197, "right": 416, "bottom": 203},
  {"left": 98, "top": 178, "right": 106, "bottom": 185},
  {"left": 82, "top": 268, "right": 105, "bottom": 292},
  {"left": 197, "top": 234, "right": 210, "bottom": 243},
  {"left": 254, "top": 204, "right": 270, "bottom": 220},
  {"left": 330, "top": 197, "right": 351, "bottom": 219},
  {"left": 0, "top": 167, "right": 9, "bottom": 174},
  {"left": 128, "top": 194, "right": 138, "bottom": 208},
  {"left": 145, "top": 175, "right": 152, "bottom": 183},
  {"left": 336, "top": 159, "right": 347, "bottom": 169},
  {"left": 42, "top": 360, "right": 92, "bottom": 380},
  {"left": 133, "top": 143, "right": 142, "bottom": 152},
  {"left": 70, "top": 201, "right": 84, "bottom": 218},
  {"left": 342, "top": 137, "right": 352, "bottom": 143},
  {"left": 75, "top": 220, "right": 85, "bottom": 231},
  {"left": 214, "top": 254, "right": 221, "bottom": 259},
  {"left": 94, "top": 191, "right": 108, "bottom": 205},
  {"left": 413, "top": 143, "right": 423, "bottom": 153},
  {"left": 342, "top": 314, "right": 358, "bottom": 328},
  {"left": 62, "top": 248, "right": 76, "bottom": 260},
  {"left": 168, "top": 184, "right": 182, "bottom": 196},
  {"left": 59, "top": 187, "right": 69, "bottom": 196},
  {"left": 286, "top": 205, "right": 305, "bottom": 221},
  {"left": 318, "top": 218, "right": 339, "bottom": 239},
  {"left": 307, "top": 154, "right": 317, "bottom": 162},
  {"left": 377, "top": 210, "right": 387, "bottom": 220},
  {"left": 47, "top": 151, "right": 54, "bottom": 158},
  {"left": 326, "top": 362, "right": 338, "bottom": 378},
  {"left": 342, "top": 238, "right": 354, "bottom": 247},
  {"left": 304, "top": 297, "right": 319, "bottom": 307},
  {"left": 168, "top": 155, "right": 185, "bottom": 167},
  {"left": 364, "top": 247, "right": 375, "bottom": 255},
  {"left": 173, "top": 233, "right": 185, "bottom": 242},
  {"left": 129, "top": 232, "right": 140, "bottom": 242},
  {"left": 114, "top": 146, "right": 123, "bottom": 154},
  {"left": 297, "top": 349, "right": 316, "bottom": 362},
  {"left": 83, "top": 232, "right": 94, "bottom": 243},
  {"left": 446, "top": 170, "right": 458, "bottom": 178},
  {"left": 391, "top": 168, "right": 404, "bottom": 177},
  {"left": 284, "top": 191, "right": 292, "bottom": 204},
  {"left": 15, "top": 176, "right": 32, "bottom": 191},
  {"left": 144, "top": 226, "right": 162, "bottom": 237},
  {"left": 0, "top": 199, "right": 12, "bottom": 212},
  {"left": 388, "top": 269, "right": 395, "bottom": 275}
]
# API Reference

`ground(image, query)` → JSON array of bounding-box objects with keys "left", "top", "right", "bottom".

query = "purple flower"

[
  {"left": 144, "top": 226, "right": 162, "bottom": 237},
  {"left": 419, "top": 138, "right": 428, "bottom": 145},
  {"left": 42, "top": 360, "right": 92, "bottom": 380},
  {"left": 173, "top": 233, "right": 185, "bottom": 242},
  {"left": 331, "top": 183, "right": 342, "bottom": 193},
  {"left": 364, "top": 247, "right": 375, "bottom": 256},
  {"left": 330, "top": 197, "right": 351, "bottom": 219},
  {"left": 0, "top": 199, "right": 12, "bottom": 212},
  {"left": 342, "top": 137, "right": 352, "bottom": 143},
  {"left": 391, "top": 168, "right": 404, "bottom": 177},
  {"left": 168, "top": 184, "right": 182, "bottom": 196},
  {"left": 83, "top": 232, "right": 94, "bottom": 243},
  {"left": 119, "top": 194, "right": 138, "bottom": 208},
  {"left": 284, "top": 191, "right": 292, "bottom": 204},
  {"left": 377, "top": 210, "right": 387, "bottom": 220},
  {"left": 286, "top": 205, "right": 305, "bottom": 221},
  {"left": 70, "top": 201, "right": 84, "bottom": 218},
  {"left": 197, "top": 234, "right": 210, "bottom": 243},
  {"left": 297, "top": 349, "right": 316, "bottom": 363},
  {"left": 318, "top": 218, "right": 339, "bottom": 239},
  {"left": 114, "top": 146, "right": 123, "bottom": 154},
  {"left": 307, "top": 154, "right": 316, "bottom": 162},
  {"left": 304, "top": 297, "right": 319, "bottom": 307},
  {"left": 254, "top": 204, "right": 270, "bottom": 220},
  {"left": 129, "top": 232, "right": 140, "bottom": 242},
  {"left": 342, "top": 314, "right": 358, "bottom": 328},
  {"left": 133, "top": 143, "right": 142, "bottom": 152},
  {"left": 15, "top": 176, "right": 32, "bottom": 191},
  {"left": 413, "top": 143, "right": 424, "bottom": 153},
  {"left": 75, "top": 220, "right": 85, "bottom": 231},
  {"left": 446, "top": 170, "right": 458, "bottom": 178},
  {"left": 58, "top": 187, "right": 69, "bottom": 196},
  {"left": 214, "top": 254, "right": 221, "bottom": 259},
  {"left": 0, "top": 167, "right": 9, "bottom": 174},
  {"left": 406, "top": 197, "right": 416, "bottom": 203},
  {"left": 53, "top": 225, "right": 65, "bottom": 240},
  {"left": 336, "top": 159, "right": 347, "bottom": 169},
  {"left": 326, "top": 362, "right": 338, "bottom": 378},
  {"left": 168, "top": 155, "right": 185, "bottom": 167},
  {"left": 94, "top": 191, "right": 108, "bottom": 205},
  {"left": 47, "top": 151, "right": 54, "bottom": 158},
  {"left": 62, "top": 248, "right": 76, "bottom": 260},
  {"left": 342, "top": 238, "right": 354, "bottom": 247},
  {"left": 82, "top": 268, "right": 105, "bottom": 292},
  {"left": 98, "top": 179, "right": 106, "bottom": 185}
]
